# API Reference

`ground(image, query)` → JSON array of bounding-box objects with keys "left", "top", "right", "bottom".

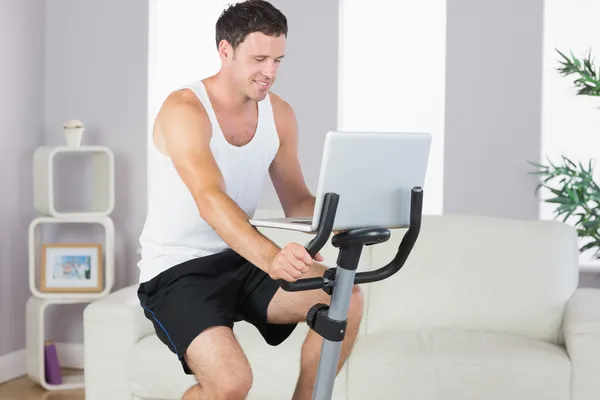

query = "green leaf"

[
  {"left": 571, "top": 50, "right": 582, "bottom": 68},
  {"left": 580, "top": 241, "right": 600, "bottom": 253},
  {"left": 563, "top": 155, "right": 577, "bottom": 168},
  {"left": 546, "top": 196, "right": 572, "bottom": 204}
]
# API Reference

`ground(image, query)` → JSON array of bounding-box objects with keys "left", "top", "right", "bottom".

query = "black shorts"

[{"left": 137, "top": 249, "right": 297, "bottom": 374}]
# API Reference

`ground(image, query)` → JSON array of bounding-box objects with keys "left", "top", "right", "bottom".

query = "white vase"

[{"left": 63, "top": 127, "right": 84, "bottom": 147}]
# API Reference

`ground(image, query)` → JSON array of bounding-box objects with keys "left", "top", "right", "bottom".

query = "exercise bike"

[{"left": 276, "top": 186, "right": 423, "bottom": 400}]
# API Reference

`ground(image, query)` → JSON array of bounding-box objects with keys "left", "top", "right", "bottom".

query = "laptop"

[{"left": 249, "top": 130, "right": 432, "bottom": 233}]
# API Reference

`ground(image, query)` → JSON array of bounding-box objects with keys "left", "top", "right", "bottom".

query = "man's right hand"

[{"left": 268, "top": 242, "right": 324, "bottom": 282}]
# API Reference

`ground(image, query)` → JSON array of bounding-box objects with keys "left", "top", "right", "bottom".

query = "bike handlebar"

[
  {"left": 278, "top": 187, "right": 423, "bottom": 292},
  {"left": 305, "top": 193, "right": 340, "bottom": 258},
  {"left": 278, "top": 192, "right": 339, "bottom": 291},
  {"left": 353, "top": 187, "right": 422, "bottom": 285}
]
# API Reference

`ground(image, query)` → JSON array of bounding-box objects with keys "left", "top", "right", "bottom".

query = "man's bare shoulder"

[
  {"left": 158, "top": 89, "right": 210, "bottom": 125},
  {"left": 154, "top": 89, "right": 212, "bottom": 155},
  {"left": 269, "top": 92, "right": 298, "bottom": 142},
  {"left": 269, "top": 91, "right": 295, "bottom": 119}
]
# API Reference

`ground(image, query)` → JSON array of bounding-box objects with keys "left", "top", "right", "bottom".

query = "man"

[{"left": 137, "top": 1, "right": 363, "bottom": 399}]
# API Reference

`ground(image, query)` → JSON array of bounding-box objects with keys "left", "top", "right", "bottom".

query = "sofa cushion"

[
  {"left": 346, "top": 329, "right": 571, "bottom": 400},
  {"left": 365, "top": 214, "right": 579, "bottom": 344},
  {"left": 130, "top": 321, "right": 348, "bottom": 400}
]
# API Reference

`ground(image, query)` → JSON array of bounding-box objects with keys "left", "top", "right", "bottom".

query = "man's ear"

[{"left": 217, "top": 40, "right": 233, "bottom": 62}]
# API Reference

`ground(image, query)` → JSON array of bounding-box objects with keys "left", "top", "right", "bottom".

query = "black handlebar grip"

[
  {"left": 278, "top": 276, "right": 327, "bottom": 292},
  {"left": 278, "top": 193, "right": 340, "bottom": 291},
  {"left": 305, "top": 193, "right": 339, "bottom": 257}
]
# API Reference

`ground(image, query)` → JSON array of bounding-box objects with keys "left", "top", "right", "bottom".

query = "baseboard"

[
  {"left": 0, "top": 343, "right": 84, "bottom": 384},
  {"left": 0, "top": 349, "right": 26, "bottom": 384}
]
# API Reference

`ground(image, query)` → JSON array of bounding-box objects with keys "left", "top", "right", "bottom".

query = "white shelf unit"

[
  {"left": 28, "top": 215, "right": 115, "bottom": 300},
  {"left": 27, "top": 143, "right": 116, "bottom": 391},
  {"left": 33, "top": 145, "right": 115, "bottom": 218},
  {"left": 26, "top": 296, "right": 90, "bottom": 391}
]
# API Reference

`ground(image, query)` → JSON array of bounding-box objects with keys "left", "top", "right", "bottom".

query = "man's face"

[{"left": 221, "top": 32, "right": 286, "bottom": 102}]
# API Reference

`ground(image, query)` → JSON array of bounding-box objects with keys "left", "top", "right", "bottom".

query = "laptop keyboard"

[{"left": 289, "top": 218, "right": 312, "bottom": 224}]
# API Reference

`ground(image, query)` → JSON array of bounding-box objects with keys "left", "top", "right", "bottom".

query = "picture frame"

[{"left": 40, "top": 243, "right": 103, "bottom": 293}]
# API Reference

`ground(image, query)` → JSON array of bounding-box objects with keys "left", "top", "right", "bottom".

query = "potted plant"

[{"left": 530, "top": 48, "right": 600, "bottom": 258}]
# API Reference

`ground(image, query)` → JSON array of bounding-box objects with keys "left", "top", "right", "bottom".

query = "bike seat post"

[{"left": 311, "top": 228, "right": 390, "bottom": 400}]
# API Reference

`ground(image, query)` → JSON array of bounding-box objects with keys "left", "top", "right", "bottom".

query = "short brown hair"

[{"left": 215, "top": 0, "right": 288, "bottom": 51}]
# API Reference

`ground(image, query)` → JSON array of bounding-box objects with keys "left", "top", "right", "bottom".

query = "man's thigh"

[
  {"left": 184, "top": 326, "right": 252, "bottom": 389},
  {"left": 266, "top": 262, "right": 332, "bottom": 325}
]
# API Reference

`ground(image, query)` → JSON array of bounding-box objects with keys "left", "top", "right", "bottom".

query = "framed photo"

[{"left": 40, "top": 244, "right": 103, "bottom": 293}]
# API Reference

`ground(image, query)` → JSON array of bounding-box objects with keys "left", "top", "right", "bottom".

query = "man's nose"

[{"left": 262, "top": 61, "right": 278, "bottom": 79}]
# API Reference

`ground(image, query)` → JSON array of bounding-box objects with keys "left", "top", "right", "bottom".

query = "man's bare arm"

[
  {"left": 269, "top": 93, "right": 316, "bottom": 217},
  {"left": 155, "top": 91, "right": 286, "bottom": 275},
  {"left": 269, "top": 93, "right": 345, "bottom": 235}
]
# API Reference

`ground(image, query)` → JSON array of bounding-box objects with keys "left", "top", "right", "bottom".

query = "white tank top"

[{"left": 137, "top": 80, "right": 280, "bottom": 282}]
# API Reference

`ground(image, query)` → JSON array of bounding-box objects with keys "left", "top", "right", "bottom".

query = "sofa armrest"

[
  {"left": 83, "top": 284, "right": 153, "bottom": 400},
  {"left": 564, "top": 288, "right": 600, "bottom": 400}
]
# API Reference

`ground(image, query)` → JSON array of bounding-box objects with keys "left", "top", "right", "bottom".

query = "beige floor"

[{"left": 0, "top": 371, "right": 84, "bottom": 400}]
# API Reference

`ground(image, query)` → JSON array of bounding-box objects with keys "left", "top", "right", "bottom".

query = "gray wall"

[
  {"left": 443, "top": 0, "right": 544, "bottom": 219},
  {"left": 43, "top": 0, "right": 149, "bottom": 343},
  {"left": 0, "top": 0, "right": 45, "bottom": 357},
  {"left": 258, "top": 0, "right": 339, "bottom": 210}
]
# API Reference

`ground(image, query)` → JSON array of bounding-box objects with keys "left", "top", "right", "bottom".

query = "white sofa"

[{"left": 83, "top": 214, "right": 600, "bottom": 400}]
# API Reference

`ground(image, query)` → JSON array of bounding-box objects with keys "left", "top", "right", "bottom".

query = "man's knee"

[
  {"left": 184, "top": 326, "right": 253, "bottom": 400},
  {"left": 217, "top": 370, "right": 253, "bottom": 400},
  {"left": 193, "top": 364, "right": 253, "bottom": 400}
]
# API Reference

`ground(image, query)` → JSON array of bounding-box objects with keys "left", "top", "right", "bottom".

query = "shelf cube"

[
  {"left": 33, "top": 145, "right": 114, "bottom": 217},
  {"left": 26, "top": 296, "right": 89, "bottom": 391},
  {"left": 28, "top": 215, "right": 115, "bottom": 300}
]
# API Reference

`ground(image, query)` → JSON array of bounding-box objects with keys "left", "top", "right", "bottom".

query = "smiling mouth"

[{"left": 254, "top": 80, "right": 270, "bottom": 88}]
